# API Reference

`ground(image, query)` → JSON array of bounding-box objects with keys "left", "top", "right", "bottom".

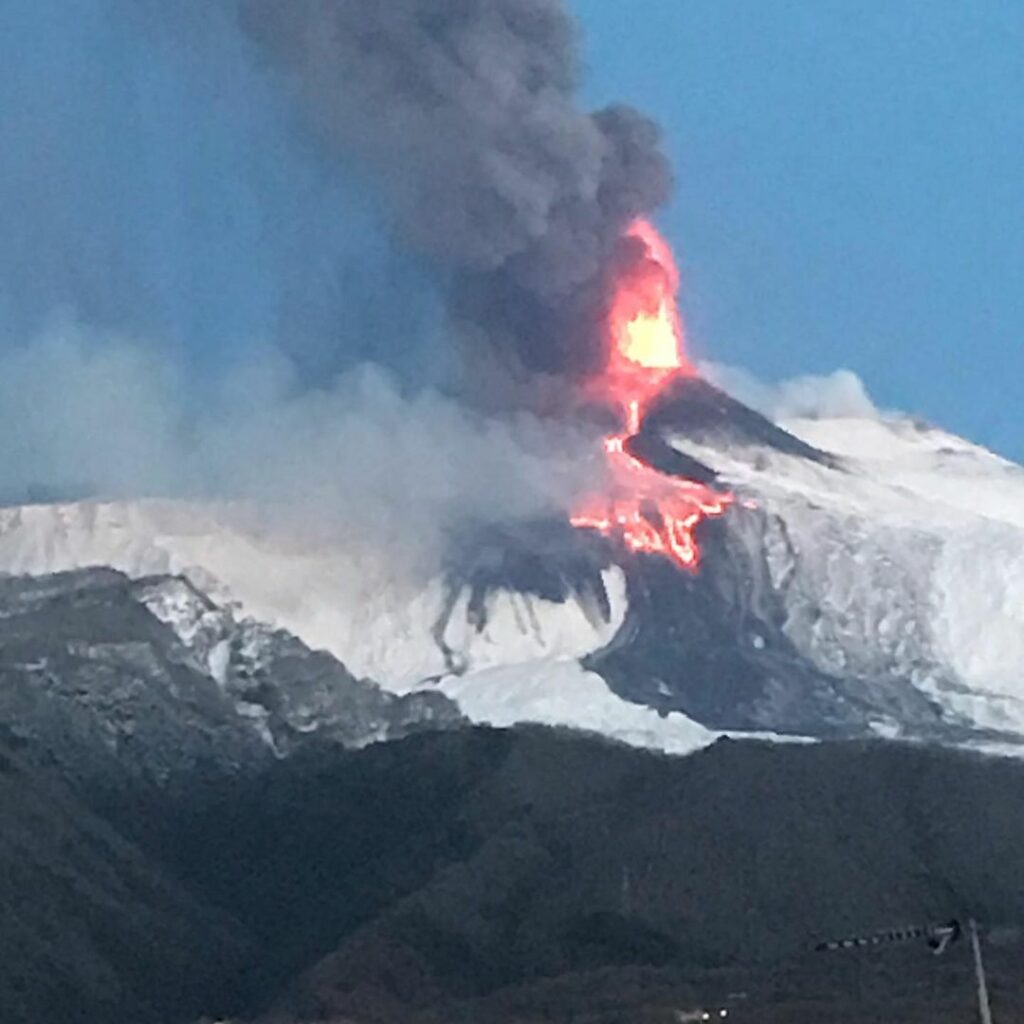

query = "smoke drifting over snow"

[
  {"left": 235, "top": 0, "right": 672, "bottom": 382},
  {"left": 700, "top": 362, "right": 879, "bottom": 422},
  {"left": 0, "top": 328, "right": 602, "bottom": 562}
]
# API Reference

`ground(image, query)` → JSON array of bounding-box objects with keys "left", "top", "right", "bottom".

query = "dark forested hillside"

[
  {"left": 2, "top": 571, "right": 1023, "bottom": 1023},
  {"left": 156, "top": 730, "right": 1024, "bottom": 1023},
  {"left": 0, "top": 731, "right": 251, "bottom": 1024}
]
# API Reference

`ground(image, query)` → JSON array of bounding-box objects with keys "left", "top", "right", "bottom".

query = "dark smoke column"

[{"left": 237, "top": 0, "right": 672, "bottom": 389}]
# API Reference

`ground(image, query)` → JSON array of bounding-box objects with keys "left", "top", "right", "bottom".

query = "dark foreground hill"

[
  {"left": 3, "top": 720, "right": 1024, "bottom": 1022},
  {"left": 149, "top": 730, "right": 1024, "bottom": 1023},
  {"left": 2, "top": 569, "right": 1023, "bottom": 1022},
  {"left": 0, "top": 730, "right": 251, "bottom": 1024}
]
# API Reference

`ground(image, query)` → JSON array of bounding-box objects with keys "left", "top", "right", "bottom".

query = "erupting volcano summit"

[{"left": 571, "top": 220, "right": 734, "bottom": 570}]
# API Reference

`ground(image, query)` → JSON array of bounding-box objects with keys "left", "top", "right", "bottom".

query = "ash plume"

[
  {"left": 0, "top": 0, "right": 664, "bottom": 544},
  {"left": 235, "top": 0, "right": 673, "bottom": 386}
]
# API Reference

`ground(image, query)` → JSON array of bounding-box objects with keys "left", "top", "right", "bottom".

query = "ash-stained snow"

[{"left": 0, "top": 501, "right": 625, "bottom": 686}]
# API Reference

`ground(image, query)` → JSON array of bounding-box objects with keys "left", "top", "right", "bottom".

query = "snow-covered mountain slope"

[
  {"left": 0, "top": 500, "right": 625, "bottom": 682},
  {"left": 793, "top": 417, "right": 1024, "bottom": 732},
  {"left": 2, "top": 384, "right": 1023, "bottom": 754},
  {"left": 660, "top": 396, "right": 1024, "bottom": 742},
  {"left": 0, "top": 568, "right": 460, "bottom": 797},
  {"left": 0, "top": 500, "right": 710, "bottom": 752}
]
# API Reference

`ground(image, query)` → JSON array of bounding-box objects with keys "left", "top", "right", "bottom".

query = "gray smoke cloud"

[
  {"left": 235, "top": 0, "right": 673, "bottom": 385},
  {"left": 0, "top": 0, "right": 665, "bottom": 545},
  {"left": 0, "top": 324, "right": 604, "bottom": 565}
]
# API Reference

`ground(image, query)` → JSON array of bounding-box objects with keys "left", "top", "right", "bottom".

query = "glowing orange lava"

[
  {"left": 571, "top": 219, "right": 733, "bottom": 571},
  {"left": 610, "top": 219, "right": 689, "bottom": 372}
]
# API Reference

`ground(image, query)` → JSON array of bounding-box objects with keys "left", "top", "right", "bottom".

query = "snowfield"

[
  {"left": 791, "top": 416, "right": 1024, "bottom": 723},
  {"left": 2, "top": 405, "right": 1023, "bottom": 753},
  {"left": 669, "top": 410, "right": 1024, "bottom": 738}
]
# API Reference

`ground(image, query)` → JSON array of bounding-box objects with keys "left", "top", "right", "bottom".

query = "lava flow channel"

[{"left": 570, "top": 219, "right": 733, "bottom": 571}]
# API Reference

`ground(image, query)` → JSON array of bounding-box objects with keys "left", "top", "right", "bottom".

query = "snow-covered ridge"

[
  {"left": 0, "top": 499, "right": 625, "bottom": 682},
  {"left": 667, "top": 411, "right": 1024, "bottom": 738},
  {"left": 0, "top": 498, "right": 707, "bottom": 752}
]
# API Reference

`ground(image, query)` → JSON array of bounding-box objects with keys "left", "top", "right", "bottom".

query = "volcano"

[
  {"left": 3, "top": 373, "right": 1024, "bottom": 755},
  {"left": 568, "top": 219, "right": 736, "bottom": 572}
]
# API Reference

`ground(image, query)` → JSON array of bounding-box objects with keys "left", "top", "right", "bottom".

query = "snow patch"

[
  {"left": 435, "top": 659, "right": 717, "bottom": 755},
  {"left": 931, "top": 524, "right": 1024, "bottom": 730}
]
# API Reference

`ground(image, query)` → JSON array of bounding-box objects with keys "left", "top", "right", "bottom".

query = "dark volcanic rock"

[
  {"left": 584, "top": 504, "right": 953, "bottom": 739},
  {"left": 0, "top": 569, "right": 268, "bottom": 803},
  {"left": 443, "top": 520, "right": 613, "bottom": 614},
  {"left": 438, "top": 500, "right": 976, "bottom": 743},
  {"left": 132, "top": 575, "right": 463, "bottom": 753},
  {"left": 436, "top": 519, "right": 614, "bottom": 673},
  {"left": 644, "top": 375, "right": 837, "bottom": 466},
  {"left": 623, "top": 429, "right": 719, "bottom": 483}
]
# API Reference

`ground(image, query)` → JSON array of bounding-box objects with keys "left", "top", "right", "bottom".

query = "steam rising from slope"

[
  {"left": 235, "top": 0, "right": 672, "bottom": 381},
  {"left": 700, "top": 362, "right": 879, "bottom": 421}
]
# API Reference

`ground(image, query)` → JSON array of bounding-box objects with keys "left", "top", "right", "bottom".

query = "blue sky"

[
  {"left": 0, "top": 1, "right": 1020, "bottom": 455},
  {"left": 576, "top": 0, "right": 1024, "bottom": 456},
  {"left": 0, "top": 0, "right": 440, "bottom": 390}
]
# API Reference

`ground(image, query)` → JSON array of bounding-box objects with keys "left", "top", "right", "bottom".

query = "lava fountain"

[{"left": 570, "top": 219, "right": 733, "bottom": 570}]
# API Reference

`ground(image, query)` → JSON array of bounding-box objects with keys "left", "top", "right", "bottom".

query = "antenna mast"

[{"left": 968, "top": 919, "right": 993, "bottom": 1024}]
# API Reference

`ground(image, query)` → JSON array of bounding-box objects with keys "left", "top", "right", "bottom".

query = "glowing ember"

[{"left": 571, "top": 219, "right": 733, "bottom": 571}]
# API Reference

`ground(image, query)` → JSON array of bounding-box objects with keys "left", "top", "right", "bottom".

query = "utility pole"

[
  {"left": 816, "top": 917, "right": 996, "bottom": 1019},
  {"left": 968, "top": 919, "right": 993, "bottom": 1024}
]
